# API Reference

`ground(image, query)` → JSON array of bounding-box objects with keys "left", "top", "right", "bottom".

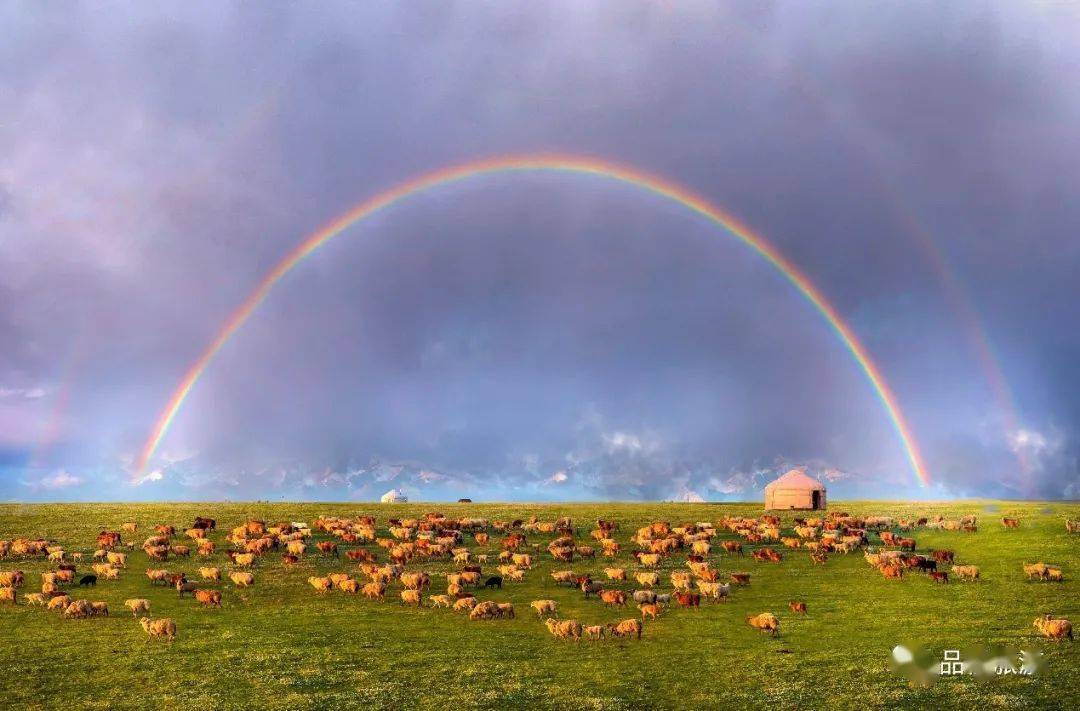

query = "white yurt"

[{"left": 380, "top": 488, "right": 408, "bottom": 504}]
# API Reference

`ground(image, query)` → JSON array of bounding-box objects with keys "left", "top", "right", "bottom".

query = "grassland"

[{"left": 0, "top": 500, "right": 1076, "bottom": 710}]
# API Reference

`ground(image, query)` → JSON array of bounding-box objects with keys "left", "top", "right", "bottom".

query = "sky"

[{"left": 1, "top": 1, "right": 1078, "bottom": 502}]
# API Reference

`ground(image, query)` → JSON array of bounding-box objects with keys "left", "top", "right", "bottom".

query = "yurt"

[
  {"left": 380, "top": 488, "right": 407, "bottom": 504},
  {"left": 763, "top": 470, "right": 826, "bottom": 510}
]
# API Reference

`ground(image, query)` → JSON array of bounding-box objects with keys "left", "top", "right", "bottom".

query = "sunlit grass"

[{"left": 0, "top": 500, "right": 1076, "bottom": 710}]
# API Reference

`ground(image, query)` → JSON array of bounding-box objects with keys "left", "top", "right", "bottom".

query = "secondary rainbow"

[{"left": 135, "top": 154, "right": 930, "bottom": 486}]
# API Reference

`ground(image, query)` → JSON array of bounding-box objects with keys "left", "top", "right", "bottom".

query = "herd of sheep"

[{"left": 0, "top": 510, "right": 1075, "bottom": 644}]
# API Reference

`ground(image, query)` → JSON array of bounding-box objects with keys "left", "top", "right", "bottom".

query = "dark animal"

[
  {"left": 675, "top": 592, "right": 701, "bottom": 608},
  {"left": 58, "top": 564, "right": 77, "bottom": 572},
  {"left": 931, "top": 550, "right": 954, "bottom": 563},
  {"left": 929, "top": 571, "right": 949, "bottom": 583},
  {"left": 915, "top": 557, "right": 937, "bottom": 573},
  {"left": 483, "top": 576, "right": 502, "bottom": 589},
  {"left": 78, "top": 575, "right": 96, "bottom": 587}
]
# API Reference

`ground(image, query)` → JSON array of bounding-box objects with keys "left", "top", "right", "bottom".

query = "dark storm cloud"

[{"left": 1, "top": 1, "right": 1078, "bottom": 500}]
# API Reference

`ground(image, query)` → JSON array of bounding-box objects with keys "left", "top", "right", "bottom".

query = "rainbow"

[{"left": 135, "top": 154, "right": 930, "bottom": 486}]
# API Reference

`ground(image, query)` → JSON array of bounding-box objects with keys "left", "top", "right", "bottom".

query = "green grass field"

[{"left": 0, "top": 501, "right": 1076, "bottom": 710}]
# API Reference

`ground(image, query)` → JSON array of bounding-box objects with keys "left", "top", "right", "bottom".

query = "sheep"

[
  {"left": 0, "top": 587, "right": 15, "bottom": 604},
  {"left": 362, "top": 581, "right": 386, "bottom": 600},
  {"left": 600, "top": 589, "right": 627, "bottom": 607},
  {"left": 670, "top": 571, "right": 692, "bottom": 592},
  {"left": 176, "top": 580, "right": 198, "bottom": 598},
  {"left": 429, "top": 594, "right": 452, "bottom": 608},
  {"left": 609, "top": 619, "right": 643, "bottom": 640},
  {"left": 550, "top": 570, "right": 576, "bottom": 586},
  {"left": 121, "top": 522, "right": 138, "bottom": 533},
  {"left": 308, "top": 576, "right": 332, "bottom": 593},
  {"left": 0, "top": 571, "right": 25, "bottom": 587},
  {"left": 139, "top": 617, "right": 176, "bottom": 642},
  {"left": 496, "top": 602, "right": 515, "bottom": 619},
  {"left": 1033, "top": 615, "right": 1072, "bottom": 641},
  {"left": 511, "top": 553, "right": 532, "bottom": 569},
  {"left": 530, "top": 599, "right": 558, "bottom": 617},
  {"left": 124, "top": 599, "right": 151, "bottom": 617},
  {"left": 229, "top": 572, "right": 254, "bottom": 588},
  {"left": 1046, "top": 567, "right": 1064, "bottom": 582},
  {"left": 199, "top": 567, "right": 221, "bottom": 582},
  {"left": 232, "top": 553, "right": 256, "bottom": 568},
  {"left": 453, "top": 596, "right": 478, "bottom": 612},
  {"left": 1024, "top": 562, "right": 1049, "bottom": 580},
  {"left": 632, "top": 590, "right": 657, "bottom": 605},
  {"left": 545, "top": 618, "right": 583, "bottom": 640},
  {"left": 146, "top": 568, "right": 169, "bottom": 586},
  {"left": 469, "top": 600, "right": 501, "bottom": 620},
  {"left": 634, "top": 572, "right": 659, "bottom": 588},
  {"left": 604, "top": 567, "right": 626, "bottom": 581},
  {"left": 47, "top": 595, "right": 71, "bottom": 612},
  {"left": 106, "top": 552, "right": 127, "bottom": 568},
  {"left": 89, "top": 601, "right": 109, "bottom": 617},
  {"left": 746, "top": 612, "right": 780, "bottom": 636},
  {"left": 789, "top": 601, "right": 807, "bottom": 614},
  {"left": 24, "top": 592, "right": 46, "bottom": 606},
  {"left": 400, "top": 589, "right": 422, "bottom": 606},
  {"left": 951, "top": 565, "right": 980, "bottom": 581},
  {"left": 63, "top": 600, "right": 92, "bottom": 618},
  {"left": 584, "top": 624, "right": 606, "bottom": 640},
  {"left": 639, "top": 603, "right": 660, "bottom": 620},
  {"left": 194, "top": 589, "right": 222, "bottom": 607},
  {"left": 697, "top": 581, "right": 730, "bottom": 600}
]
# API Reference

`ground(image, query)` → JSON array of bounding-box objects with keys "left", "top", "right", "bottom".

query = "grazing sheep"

[
  {"left": 609, "top": 619, "right": 643, "bottom": 640},
  {"left": 550, "top": 570, "right": 575, "bottom": 586},
  {"left": 124, "top": 599, "right": 150, "bottom": 617},
  {"left": 697, "top": 581, "right": 730, "bottom": 600},
  {"left": 24, "top": 593, "right": 46, "bottom": 606},
  {"left": 746, "top": 612, "right": 780, "bottom": 636},
  {"left": 176, "top": 580, "right": 198, "bottom": 598},
  {"left": 951, "top": 565, "right": 980, "bottom": 581},
  {"left": 63, "top": 600, "right": 92, "bottom": 618},
  {"left": 789, "top": 601, "right": 807, "bottom": 614},
  {"left": 198, "top": 567, "right": 221, "bottom": 582},
  {"left": 229, "top": 572, "right": 254, "bottom": 588},
  {"left": 453, "top": 596, "right": 478, "bottom": 612},
  {"left": 670, "top": 571, "right": 692, "bottom": 592},
  {"left": 0, "top": 587, "right": 15, "bottom": 604},
  {"left": 47, "top": 595, "right": 71, "bottom": 612},
  {"left": 1046, "top": 567, "right": 1064, "bottom": 582},
  {"left": 145, "top": 569, "right": 169, "bottom": 586},
  {"left": 429, "top": 594, "right": 452, "bottom": 608},
  {"left": 106, "top": 552, "right": 127, "bottom": 568},
  {"left": 361, "top": 581, "right": 387, "bottom": 600},
  {"left": 89, "top": 601, "right": 109, "bottom": 617},
  {"left": 400, "top": 589, "right": 422, "bottom": 606},
  {"left": 139, "top": 617, "right": 176, "bottom": 642},
  {"left": 469, "top": 601, "right": 501, "bottom": 620},
  {"left": 194, "top": 589, "right": 222, "bottom": 607},
  {"left": 632, "top": 590, "right": 657, "bottom": 605},
  {"left": 530, "top": 599, "right": 558, "bottom": 617},
  {"left": 634, "top": 572, "right": 659, "bottom": 588},
  {"left": 639, "top": 603, "right": 660, "bottom": 620},
  {"left": 1024, "top": 562, "right": 1049, "bottom": 580},
  {"left": 603, "top": 567, "right": 626, "bottom": 581},
  {"left": 545, "top": 618, "right": 583, "bottom": 640},
  {"left": 0, "top": 571, "right": 25, "bottom": 588},
  {"left": 584, "top": 624, "right": 605, "bottom": 640},
  {"left": 600, "top": 589, "right": 627, "bottom": 607},
  {"left": 1033, "top": 615, "right": 1072, "bottom": 641},
  {"left": 496, "top": 602, "right": 515, "bottom": 619},
  {"left": 308, "top": 577, "right": 332, "bottom": 593}
]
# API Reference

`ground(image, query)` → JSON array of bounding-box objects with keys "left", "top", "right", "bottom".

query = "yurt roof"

[{"left": 764, "top": 469, "right": 825, "bottom": 491}]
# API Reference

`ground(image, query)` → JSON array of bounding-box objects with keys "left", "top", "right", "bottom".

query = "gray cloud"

[{"left": 1, "top": 2, "right": 1078, "bottom": 500}]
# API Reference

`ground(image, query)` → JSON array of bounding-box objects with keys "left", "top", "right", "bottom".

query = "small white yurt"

[{"left": 380, "top": 488, "right": 408, "bottom": 504}]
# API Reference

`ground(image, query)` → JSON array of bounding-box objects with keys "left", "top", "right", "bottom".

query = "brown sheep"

[
  {"left": 609, "top": 619, "right": 643, "bottom": 640},
  {"left": 229, "top": 572, "right": 254, "bottom": 588},
  {"left": 530, "top": 599, "right": 558, "bottom": 617},
  {"left": 400, "top": 589, "right": 422, "bottom": 606},
  {"left": 639, "top": 603, "right": 660, "bottom": 620},
  {"left": 308, "top": 576, "right": 332, "bottom": 593},
  {"left": 89, "top": 601, "right": 109, "bottom": 617},
  {"left": 362, "top": 581, "right": 386, "bottom": 600},
  {"left": 545, "top": 618, "right": 583, "bottom": 640},
  {"left": 453, "top": 596, "right": 478, "bottom": 612},
  {"left": 1033, "top": 615, "right": 1072, "bottom": 641},
  {"left": 47, "top": 594, "right": 71, "bottom": 612},
  {"left": 789, "top": 601, "right": 807, "bottom": 614},
  {"left": 747, "top": 612, "right": 780, "bottom": 635},
  {"left": 600, "top": 589, "right": 627, "bottom": 607},
  {"left": 584, "top": 624, "right": 605, "bottom": 640},
  {"left": 140, "top": 617, "right": 176, "bottom": 641},
  {"left": 198, "top": 567, "right": 221, "bottom": 582},
  {"left": 0, "top": 587, "right": 15, "bottom": 604},
  {"left": 124, "top": 599, "right": 150, "bottom": 617},
  {"left": 194, "top": 589, "right": 222, "bottom": 607}
]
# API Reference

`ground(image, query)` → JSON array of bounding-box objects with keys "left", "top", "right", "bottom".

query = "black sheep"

[
  {"left": 78, "top": 575, "right": 97, "bottom": 587},
  {"left": 484, "top": 576, "right": 502, "bottom": 589}
]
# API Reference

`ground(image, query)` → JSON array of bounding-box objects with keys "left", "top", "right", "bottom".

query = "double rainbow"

[{"left": 135, "top": 154, "right": 929, "bottom": 486}]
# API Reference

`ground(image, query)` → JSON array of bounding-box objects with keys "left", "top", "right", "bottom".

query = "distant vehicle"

[{"left": 458, "top": 498, "right": 472, "bottom": 503}]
